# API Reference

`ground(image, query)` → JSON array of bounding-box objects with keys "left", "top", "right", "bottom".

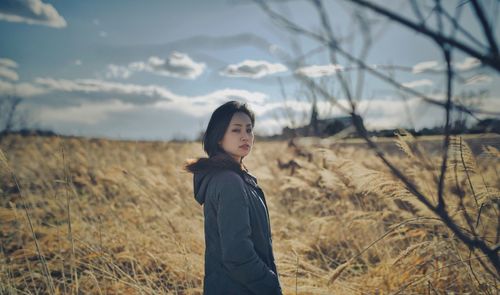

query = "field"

[{"left": 1, "top": 133, "right": 499, "bottom": 294}]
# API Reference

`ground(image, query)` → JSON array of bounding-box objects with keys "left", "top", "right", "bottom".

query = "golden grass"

[{"left": 0, "top": 133, "right": 499, "bottom": 294}]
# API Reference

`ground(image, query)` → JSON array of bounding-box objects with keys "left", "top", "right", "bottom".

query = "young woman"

[{"left": 185, "top": 101, "right": 282, "bottom": 295}]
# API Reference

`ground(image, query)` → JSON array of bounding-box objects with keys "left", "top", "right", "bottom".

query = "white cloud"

[
  {"left": 253, "top": 117, "right": 287, "bottom": 136},
  {"left": 0, "top": 57, "right": 19, "bottom": 81},
  {"left": 0, "top": 58, "right": 17, "bottom": 68},
  {"left": 146, "top": 52, "right": 205, "bottom": 79},
  {"left": 402, "top": 79, "right": 433, "bottom": 88},
  {"left": 35, "top": 99, "right": 136, "bottom": 125},
  {"left": 0, "top": 67, "right": 19, "bottom": 81},
  {"left": 259, "top": 97, "right": 438, "bottom": 131},
  {"left": 99, "top": 31, "right": 107, "bottom": 38},
  {"left": 3, "top": 76, "right": 273, "bottom": 128},
  {"left": 0, "top": 79, "right": 47, "bottom": 97},
  {"left": 15, "top": 73, "right": 500, "bottom": 139},
  {"left": 412, "top": 60, "right": 439, "bottom": 73},
  {"left": 412, "top": 57, "right": 481, "bottom": 74},
  {"left": 464, "top": 74, "right": 492, "bottom": 85},
  {"left": 106, "top": 64, "right": 131, "bottom": 79},
  {"left": 250, "top": 96, "right": 465, "bottom": 132},
  {"left": 31, "top": 77, "right": 271, "bottom": 115},
  {"left": 107, "top": 52, "right": 205, "bottom": 80},
  {"left": 295, "top": 64, "right": 344, "bottom": 77},
  {"left": 0, "top": 0, "right": 66, "bottom": 28},
  {"left": 74, "top": 59, "right": 82, "bottom": 66},
  {"left": 154, "top": 88, "right": 269, "bottom": 117},
  {"left": 21, "top": 75, "right": 466, "bottom": 135},
  {"left": 455, "top": 57, "right": 480, "bottom": 71},
  {"left": 194, "top": 89, "right": 268, "bottom": 105},
  {"left": 34, "top": 78, "right": 176, "bottom": 102},
  {"left": 220, "top": 60, "right": 287, "bottom": 79},
  {"left": 359, "top": 98, "right": 425, "bottom": 129}
]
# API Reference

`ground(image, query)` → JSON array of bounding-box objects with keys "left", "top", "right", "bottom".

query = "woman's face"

[{"left": 220, "top": 112, "right": 254, "bottom": 162}]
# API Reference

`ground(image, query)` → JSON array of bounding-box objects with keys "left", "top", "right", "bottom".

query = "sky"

[{"left": 0, "top": 0, "right": 499, "bottom": 140}]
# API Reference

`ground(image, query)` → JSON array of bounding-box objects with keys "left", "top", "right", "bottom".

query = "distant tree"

[{"left": 0, "top": 96, "right": 22, "bottom": 134}]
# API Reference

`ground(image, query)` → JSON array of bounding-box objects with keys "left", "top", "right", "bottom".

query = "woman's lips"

[{"left": 239, "top": 144, "right": 250, "bottom": 150}]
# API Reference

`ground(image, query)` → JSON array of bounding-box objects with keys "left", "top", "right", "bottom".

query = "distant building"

[
  {"left": 280, "top": 100, "right": 364, "bottom": 138},
  {"left": 281, "top": 116, "right": 360, "bottom": 138}
]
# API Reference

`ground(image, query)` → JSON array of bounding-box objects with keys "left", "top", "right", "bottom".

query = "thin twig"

[
  {"left": 436, "top": 47, "right": 452, "bottom": 213},
  {"left": 470, "top": 0, "right": 499, "bottom": 57},
  {"left": 345, "top": 0, "right": 500, "bottom": 71}
]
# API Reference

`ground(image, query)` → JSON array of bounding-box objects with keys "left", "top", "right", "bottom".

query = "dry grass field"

[{"left": 1, "top": 133, "right": 499, "bottom": 294}]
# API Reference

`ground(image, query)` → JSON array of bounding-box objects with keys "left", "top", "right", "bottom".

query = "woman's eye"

[
  {"left": 247, "top": 129, "right": 253, "bottom": 133},
  {"left": 232, "top": 129, "right": 240, "bottom": 133}
]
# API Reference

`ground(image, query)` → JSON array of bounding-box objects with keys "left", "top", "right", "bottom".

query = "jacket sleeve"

[{"left": 214, "top": 171, "right": 282, "bottom": 295}]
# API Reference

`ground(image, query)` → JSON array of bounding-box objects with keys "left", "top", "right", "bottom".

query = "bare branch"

[
  {"left": 261, "top": 2, "right": 499, "bottom": 119},
  {"left": 442, "top": 3, "right": 486, "bottom": 50},
  {"left": 345, "top": 0, "right": 500, "bottom": 72},
  {"left": 470, "top": 0, "right": 499, "bottom": 57},
  {"left": 436, "top": 48, "right": 453, "bottom": 213},
  {"left": 409, "top": 0, "right": 425, "bottom": 23},
  {"left": 312, "top": 0, "right": 355, "bottom": 106},
  {"left": 256, "top": 0, "right": 500, "bottom": 274}
]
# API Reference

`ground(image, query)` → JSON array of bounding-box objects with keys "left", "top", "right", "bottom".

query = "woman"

[{"left": 185, "top": 101, "right": 282, "bottom": 295}]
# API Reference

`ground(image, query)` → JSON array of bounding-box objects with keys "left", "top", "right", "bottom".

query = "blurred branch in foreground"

[{"left": 255, "top": 0, "right": 499, "bottom": 285}]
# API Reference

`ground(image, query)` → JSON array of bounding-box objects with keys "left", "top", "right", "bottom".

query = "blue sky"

[{"left": 0, "top": 0, "right": 498, "bottom": 140}]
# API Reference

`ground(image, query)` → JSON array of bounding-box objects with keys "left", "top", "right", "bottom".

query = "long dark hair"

[{"left": 185, "top": 101, "right": 255, "bottom": 173}]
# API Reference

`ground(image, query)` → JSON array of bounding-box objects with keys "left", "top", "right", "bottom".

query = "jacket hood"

[
  {"left": 186, "top": 153, "right": 248, "bottom": 205},
  {"left": 193, "top": 170, "right": 213, "bottom": 205}
]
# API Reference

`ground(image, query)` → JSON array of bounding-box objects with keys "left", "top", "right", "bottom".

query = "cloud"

[
  {"left": 18, "top": 75, "right": 463, "bottom": 137},
  {"left": 235, "top": 99, "right": 345, "bottom": 135},
  {"left": 253, "top": 117, "right": 288, "bottom": 136},
  {"left": 153, "top": 88, "right": 269, "bottom": 117},
  {"left": 12, "top": 76, "right": 269, "bottom": 115},
  {"left": 0, "top": 58, "right": 19, "bottom": 81},
  {"left": 74, "top": 59, "right": 82, "bottom": 66},
  {"left": 0, "top": 79, "right": 47, "bottom": 97},
  {"left": 34, "top": 78, "right": 176, "bottom": 104},
  {"left": 412, "top": 57, "right": 481, "bottom": 74},
  {"left": 35, "top": 99, "right": 136, "bottom": 125},
  {"left": 106, "top": 64, "right": 132, "bottom": 79},
  {"left": 220, "top": 60, "right": 287, "bottom": 79},
  {"left": 402, "top": 79, "right": 433, "bottom": 88},
  {"left": 0, "top": 0, "right": 66, "bottom": 28},
  {"left": 0, "top": 68, "right": 18, "bottom": 81},
  {"left": 23, "top": 76, "right": 271, "bottom": 129},
  {"left": 250, "top": 95, "right": 466, "bottom": 133},
  {"left": 454, "top": 57, "right": 480, "bottom": 71},
  {"left": 412, "top": 60, "right": 439, "bottom": 73},
  {"left": 99, "top": 31, "right": 107, "bottom": 38},
  {"left": 295, "top": 64, "right": 344, "bottom": 77},
  {"left": 464, "top": 74, "right": 492, "bottom": 85},
  {"left": 194, "top": 88, "right": 268, "bottom": 105},
  {"left": 107, "top": 52, "right": 205, "bottom": 80},
  {"left": 0, "top": 58, "right": 17, "bottom": 68}
]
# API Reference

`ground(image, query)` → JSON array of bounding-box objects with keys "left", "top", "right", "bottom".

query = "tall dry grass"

[{"left": 0, "top": 133, "right": 498, "bottom": 294}]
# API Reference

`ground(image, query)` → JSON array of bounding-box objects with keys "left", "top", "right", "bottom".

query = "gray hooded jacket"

[{"left": 188, "top": 154, "right": 282, "bottom": 295}]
